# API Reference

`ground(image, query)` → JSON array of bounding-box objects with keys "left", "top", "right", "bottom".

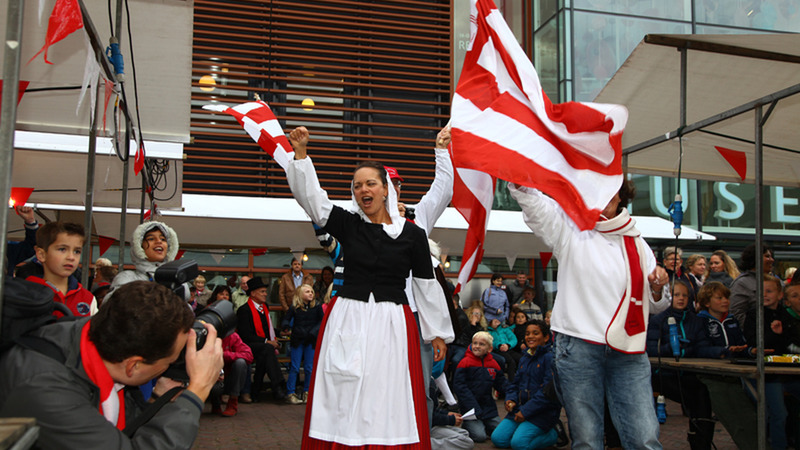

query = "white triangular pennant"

[
  {"left": 210, "top": 252, "right": 225, "bottom": 264},
  {"left": 77, "top": 31, "right": 101, "bottom": 116},
  {"left": 38, "top": 0, "right": 46, "bottom": 25},
  {"left": 505, "top": 253, "right": 517, "bottom": 271}
]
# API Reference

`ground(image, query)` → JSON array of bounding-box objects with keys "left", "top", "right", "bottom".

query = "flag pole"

[{"left": 0, "top": 0, "right": 25, "bottom": 308}]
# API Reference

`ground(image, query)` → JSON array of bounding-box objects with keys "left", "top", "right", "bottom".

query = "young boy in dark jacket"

[
  {"left": 696, "top": 281, "right": 751, "bottom": 358},
  {"left": 453, "top": 331, "right": 507, "bottom": 443},
  {"left": 492, "top": 320, "right": 560, "bottom": 450}
]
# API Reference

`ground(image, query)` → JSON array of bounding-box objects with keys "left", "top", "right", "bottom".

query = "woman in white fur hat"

[{"left": 108, "top": 221, "right": 179, "bottom": 296}]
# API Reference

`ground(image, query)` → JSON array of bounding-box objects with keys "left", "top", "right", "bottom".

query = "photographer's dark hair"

[
  {"left": 740, "top": 243, "right": 772, "bottom": 272},
  {"left": 490, "top": 273, "right": 504, "bottom": 283},
  {"left": 90, "top": 281, "right": 193, "bottom": 364}
]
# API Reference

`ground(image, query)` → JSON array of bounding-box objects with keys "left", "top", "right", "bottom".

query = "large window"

[
  {"left": 695, "top": 0, "right": 800, "bottom": 32},
  {"left": 572, "top": 12, "right": 690, "bottom": 101},
  {"left": 187, "top": 0, "right": 452, "bottom": 202}
]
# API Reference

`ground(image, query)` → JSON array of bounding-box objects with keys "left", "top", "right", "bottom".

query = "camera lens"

[{"left": 192, "top": 299, "right": 235, "bottom": 349}]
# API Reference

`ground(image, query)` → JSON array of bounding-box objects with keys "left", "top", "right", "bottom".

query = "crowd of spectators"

[{"left": 2, "top": 198, "right": 800, "bottom": 450}]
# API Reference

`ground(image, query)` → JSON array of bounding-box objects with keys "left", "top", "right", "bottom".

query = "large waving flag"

[
  {"left": 203, "top": 101, "right": 293, "bottom": 169},
  {"left": 451, "top": 0, "right": 627, "bottom": 291}
]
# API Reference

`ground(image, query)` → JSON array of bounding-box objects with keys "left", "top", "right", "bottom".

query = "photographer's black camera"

[{"left": 154, "top": 260, "right": 236, "bottom": 381}]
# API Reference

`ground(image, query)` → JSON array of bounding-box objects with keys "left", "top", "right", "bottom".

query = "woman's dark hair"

[
  {"left": 90, "top": 281, "right": 194, "bottom": 364},
  {"left": 739, "top": 243, "right": 772, "bottom": 272},
  {"left": 354, "top": 160, "right": 388, "bottom": 185},
  {"left": 617, "top": 178, "right": 636, "bottom": 214},
  {"left": 321, "top": 266, "right": 334, "bottom": 277},
  {"left": 526, "top": 319, "right": 550, "bottom": 338},
  {"left": 490, "top": 273, "right": 504, "bottom": 282},
  {"left": 211, "top": 285, "right": 232, "bottom": 301}
]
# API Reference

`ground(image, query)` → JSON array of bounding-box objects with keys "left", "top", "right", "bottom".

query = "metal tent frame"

[{"left": 597, "top": 33, "right": 800, "bottom": 450}]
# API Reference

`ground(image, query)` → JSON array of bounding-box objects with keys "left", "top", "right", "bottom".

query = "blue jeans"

[
  {"left": 287, "top": 343, "right": 314, "bottom": 394},
  {"left": 553, "top": 333, "right": 661, "bottom": 449},
  {"left": 463, "top": 415, "right": 502, "bottom": 443},
  {"left": 492, "top": 418, "right": 558, "bottom": 450}
]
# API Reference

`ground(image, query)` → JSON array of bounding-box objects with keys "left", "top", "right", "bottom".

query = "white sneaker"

[{"left": 301, "top": 392, "right": 308, "bottom": 403}]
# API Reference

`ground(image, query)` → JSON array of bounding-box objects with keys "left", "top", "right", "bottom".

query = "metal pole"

[
  {"left": 754, "top": 105, "right": 766, "bottom": 450},
  {"left": 81, "top": 84, "right": 102, "bottom": 287},
  {"left": 679, "top": 48, "right": 687, "bottom": 129},
  {"left": 0, "top": 0, "right": 25, "bottom": 307},
  {"left": 115, "top": 0, "right": 129, "bottom": 268}
]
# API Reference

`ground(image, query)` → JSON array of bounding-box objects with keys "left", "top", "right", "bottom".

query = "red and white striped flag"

[
  {"left": 451, "top": 0, "right": 627, "bottom": 291},
  {"left": 203, "top": 101, "right": 293, "bottom": 169}
]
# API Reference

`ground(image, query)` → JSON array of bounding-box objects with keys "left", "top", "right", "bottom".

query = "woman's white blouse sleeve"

[{"left": 287, "top": 157, "right": 334, "bottom": 227}]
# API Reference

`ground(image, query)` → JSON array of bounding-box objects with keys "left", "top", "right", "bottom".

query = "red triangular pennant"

[
  {"left": 28, "top": 0, "right": 84, "bottom": 65},
  {"left": 9, "top": 187, "right": 34, "bottom": 207},
  {"left": 134, "top": 142, "right": 145, "bottom": 175},
  {"left": 251, "top": 248, "right": 268, "bottom": 256},
  {"left": 714, "top": 146, "right": 747, "bottom": 181},
  {"left": 98, "top": 235, "right": 115, "bottom": 256},
  {"left": 539, "top": 252, "right": 553, "bottom": 269},
  {"left": 0, "top": 80, "right": 30, "bottom": 108},
  {"left": 175, "top": 250, "right": 186, "bottom": 260},
  {"left": 102, "top": 79, "right": 114, "bottom": 135}
]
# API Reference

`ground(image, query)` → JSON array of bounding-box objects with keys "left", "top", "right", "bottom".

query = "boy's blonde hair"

[
  {"left": 763, "top": 273, "right": 782, "bottom": 291},
  {"left": 472, "top": 331, "right": 493, "bottom": 347},
  {"left": 293, "top": 283, "right": 316, "bottom": 309}
]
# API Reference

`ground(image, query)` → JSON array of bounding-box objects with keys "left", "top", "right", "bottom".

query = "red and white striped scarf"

[
  {"left": 80, "top": 321, "right": 126, "bottom": 429},
  {"left": 596, "top": 209, "right": 650, "bottom": 353}
]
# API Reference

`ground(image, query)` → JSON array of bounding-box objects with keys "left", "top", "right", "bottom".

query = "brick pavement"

[{"left": 194, "top": 396, "right": 737, "bottom": 449}]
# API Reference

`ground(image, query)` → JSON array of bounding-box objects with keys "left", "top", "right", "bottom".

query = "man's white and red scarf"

[
  {"left": 80, "top": 322, "right": 126, "bottom": 429},
  {"left": 597, "top": 209, "right": 650, "bottom": 353}
]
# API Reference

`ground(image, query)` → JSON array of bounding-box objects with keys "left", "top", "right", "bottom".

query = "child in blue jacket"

[
  {"left": 453, "top": 331, "right": 507, "bottom": 443},
  {"left": 491, "top": 320, "right": 560, "bottom": 450},
  {"left": 696, "top": 281, "right": 751, "bottom": 358},
  {"left": 647, "top": 280, "right": 719, "bottom": 449}
]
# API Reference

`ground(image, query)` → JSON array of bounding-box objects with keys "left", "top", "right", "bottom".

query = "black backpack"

[{"left": 1, "top": 278, "right": 73, "bottom": 361}]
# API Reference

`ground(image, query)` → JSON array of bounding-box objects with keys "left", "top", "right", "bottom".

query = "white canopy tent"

[
  {"left": 594, "top": 33, "right": 800, "bottom": 450},
  {"left": 595, "top": 33, "right": 800, "bottom": 186}
]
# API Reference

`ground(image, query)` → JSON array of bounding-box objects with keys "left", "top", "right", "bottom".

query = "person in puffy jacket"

[
  {"left": 488, "top": 318, "right": 517, "bottom": 381},
  {"left": 492, "top": 320, "right": 560, "bottom": 450},
  {"left": 453, "top": 331, "right": 507, "bottom": 443}
]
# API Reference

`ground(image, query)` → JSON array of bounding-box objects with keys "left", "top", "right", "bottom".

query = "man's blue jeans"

[{"left": 553, "top": 333, "right": 661, "bottom": 449}]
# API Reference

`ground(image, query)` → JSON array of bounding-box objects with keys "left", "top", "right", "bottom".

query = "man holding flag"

[{"left": 449, "top": 0, "right": 668, "bottom": 447}]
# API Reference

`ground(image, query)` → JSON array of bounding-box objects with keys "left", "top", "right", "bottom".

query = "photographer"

[{"left": 0, "top": 281, "right": 224, "bottom": 449}]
